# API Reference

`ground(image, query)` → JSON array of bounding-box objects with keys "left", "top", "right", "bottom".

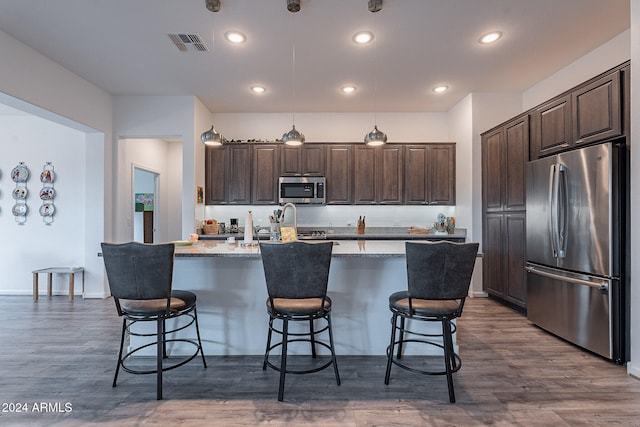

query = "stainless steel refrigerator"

[{"left": 525, "top": 142, "right": 627, "bottom": 363}]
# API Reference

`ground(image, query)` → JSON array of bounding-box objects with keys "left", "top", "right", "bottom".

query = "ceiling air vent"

[{"left": 168, "top": 33, "right": 209, "bottom": 53}]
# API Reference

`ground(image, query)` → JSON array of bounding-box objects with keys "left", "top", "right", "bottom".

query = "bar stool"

[
  {"left": 384, "top": 241, "right": 478, "bottom": 403},
  {"left": 101, "top": 242, "right": 207, "bottom": 400},
  {"left": 259, "top": 241, "right": 340, "bottom": 402}
]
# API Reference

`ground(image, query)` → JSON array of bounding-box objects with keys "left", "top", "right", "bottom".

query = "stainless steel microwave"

[{"left": 279, "top": 176, "right": 325, "bottom": 205}]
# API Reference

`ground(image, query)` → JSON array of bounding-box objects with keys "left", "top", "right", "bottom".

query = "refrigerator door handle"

[
  {"left": 525, "top": 266, "right": 609, "bottom": 291},
  {"left": 548, "top": 164, "right": 558, "bottom": 258},
  {"left": 557, "top": 164, "right": 568, "bottom": 258}
]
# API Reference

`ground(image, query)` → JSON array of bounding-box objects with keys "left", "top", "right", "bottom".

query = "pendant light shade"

[
  {"left": 363, "top": 0, "right": 387, "bottom": 146},
  {"left": 201, "top": 125, "right": 223, "bottom": 146},
  {"left": 282, "top": 125, "right": 305, "bottom": 146},
  {"left": 281, "top": 0, "right": 304, "bottom": 145},
  {"left": 364, "top": 125, "right": 387, "bottom": 146},
  {"left": 201, "top": 4, "right": 224, "bottom": 147}
]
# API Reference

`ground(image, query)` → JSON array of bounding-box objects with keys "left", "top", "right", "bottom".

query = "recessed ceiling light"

[
  {"left": 432, "top": 85, "right": 448, "bottom": 93},
  {"left": 225, "top": 31, "right": 246, "bottom": 44},
  {"left": 353, "top": 31, "right": 374, "bottom": 44},
  {"left": 251, "top": 85, "right": 266, "bottom": 94},
  {"left": 479, "top": 31, "right": 502, "bottom": 44},
  {"left": 341, "top": 85, "right": 357, "bottom": 94}
]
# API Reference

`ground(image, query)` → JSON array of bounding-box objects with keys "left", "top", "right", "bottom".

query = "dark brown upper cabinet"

[
  {"left": 204, "top": 145, "right": 227, "bottom": 205},
  {"left": 226, "top": 145, "right": 252, "bottom": 205},
  {"left": 280, "top": 144, "right": 326, "bottom": 177},
  {"left": 530, "top": 67, "right": 623, "bottom": 159},
  {"left": 353, "top": 144, "right": 404, "bottom": 205},
  {"left": 482, "top": 115, "right": 529, "bottom": 213},
  {"left": 207, "top": 142, "right": 455, "bottom": 206},
  {"left": 531, "top": 95, "right": 572, "bottom": 158},
  {"left": 405, "top": 144, "right": 455, "bottom": 205},
  {"left": 252, "top": 144, "right": 279, "bottom": 205},
  {"left": 572, "top": 70, "right": 622, "bottom": 147},
  {"left": 325, "top": 144, "right": 353, "bottom": 204}
]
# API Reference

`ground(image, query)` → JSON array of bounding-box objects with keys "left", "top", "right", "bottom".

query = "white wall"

[
  {"left": 113, "top": 96, "right": 197, "bottom": 242},
  {"left": 628, "top": 0, "right": 640, "bottom": 379},
  {"left": 0, "top": 29, "right": 113, "bottom": 298},
  {"left": 523, "top": 30, "right": 631, "bottom": 110},
  {"left": 0, "top": 115, "right": 86, "bottom": 296}
]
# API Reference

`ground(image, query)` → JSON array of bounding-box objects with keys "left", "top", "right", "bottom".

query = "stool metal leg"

[
  {"left": 193, "top": 308, "right": 207, "bottom": 368},
  {"left": 278, "top": 318, "right": 289, "bottom": 402},
  {"left": 396, "top": 316, "right": 406, "bottom": 359},
  {"left": 263, "top": 317, "right": 274, "bottom": 370},
  {"left": 157, "top": 317, "right": 164, "bottom": 400},
  {"left": 384, "top": 312, "right": 398, "bottom": 385},
  {"left": 309, "top": 319, "right": 317, "bottom": 358},
  {"left": 327, "top": 314, "right": 341, "bottom": 385},
  {"left": 442, "top": 318, "right": 455, "bottom": 403},
  {"left": 113, "top": 318, "right": 127, "bottom": 387}
]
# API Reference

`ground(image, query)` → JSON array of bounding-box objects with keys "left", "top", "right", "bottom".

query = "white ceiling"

[{"left": 0, "top": 0, "right": 630, "bottom": 114}]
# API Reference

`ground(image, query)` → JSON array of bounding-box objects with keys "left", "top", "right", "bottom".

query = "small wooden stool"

[{"left": 32, "top": 267, "right": 85, "bottom": 301}]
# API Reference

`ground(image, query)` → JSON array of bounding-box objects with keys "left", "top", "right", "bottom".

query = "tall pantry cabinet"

[{"left": 481, "top": 114, "right": 528, "bottom": 310}]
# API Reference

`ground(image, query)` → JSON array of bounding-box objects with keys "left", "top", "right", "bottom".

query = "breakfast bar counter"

[
  {"left": 150, "top": 238, "right": 473, "bottom": 357},
  {"left": 174, "top": 239, "right": 407, "bottom": 258}
]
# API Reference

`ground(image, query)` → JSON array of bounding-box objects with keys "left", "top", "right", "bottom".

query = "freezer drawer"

[{"left": 526, "top": 263, "right": 612, "bottom": 359}]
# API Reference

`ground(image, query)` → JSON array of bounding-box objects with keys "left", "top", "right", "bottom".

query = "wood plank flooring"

[{"left": 1, "top": 295, "right": 639, "bottom": 426}]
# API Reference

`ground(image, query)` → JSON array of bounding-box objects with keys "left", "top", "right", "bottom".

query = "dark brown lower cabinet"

[{"left": 483, "top": 212, "right": 526, "bottom": 310}]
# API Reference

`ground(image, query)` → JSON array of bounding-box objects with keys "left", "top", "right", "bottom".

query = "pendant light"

[
  {"left": 201, "top": 125, "right": 223, "bottom": 146},
  {"left": 201, "top": 0, "right": 224, "bottom": 147},
  {"left": 364, "top": 0, "right": 387, "bottom": 147},
  {"left": 282, "top": 0, "right": 305, "bottom": 146}
]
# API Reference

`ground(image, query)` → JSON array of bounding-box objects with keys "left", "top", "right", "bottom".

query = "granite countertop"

[
  {"left": 199, "top": 226, "right": 466, "bottom": 241},
  {"left": 175, "top": 240, "right": 409, "bottom": 258}
]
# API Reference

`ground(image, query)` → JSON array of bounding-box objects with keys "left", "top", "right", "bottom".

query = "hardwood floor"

[{"left": 1, "top": 295, "right": 639, "bottom": 426}]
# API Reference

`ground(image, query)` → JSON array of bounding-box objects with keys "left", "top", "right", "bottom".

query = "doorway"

[{"left": 133, "top": 166, "right": 159, "bottom": 243}]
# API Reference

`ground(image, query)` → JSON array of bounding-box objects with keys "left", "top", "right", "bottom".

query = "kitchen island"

[{"left": 157, "top": 237, "right": 473, "bottom": 357}]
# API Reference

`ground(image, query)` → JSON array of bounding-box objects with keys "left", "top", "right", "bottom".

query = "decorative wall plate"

[
  {"left": 39, "top": 187, "right": 55, "bottom": 200},
  {"left": 40, "top": 169, "right": 55, "bottom": 183},
  {"left": 12, "top": 186, "right": 28, "bottom": 200},
  {"left": 39, "top": 203, "right": 55, "bottom": 217},
  {"left": 11, "top": 163, "right": 29, "bottom": 183},
  {"left": 12, "top": 203, "right": 28, "bottom": 216}
]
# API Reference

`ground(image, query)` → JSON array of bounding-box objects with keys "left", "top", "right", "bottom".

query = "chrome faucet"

[{"left": 279, "top": 203, "right": 297, "bottom": 233}]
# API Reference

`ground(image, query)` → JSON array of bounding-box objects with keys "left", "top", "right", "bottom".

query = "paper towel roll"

[{"left": 244, "top": 211, "right": 254, "bottom": 244}]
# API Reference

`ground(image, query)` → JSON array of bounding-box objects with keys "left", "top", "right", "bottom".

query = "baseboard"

[
  {"left": 628, "top": 361, "right": 640, "bottom": 379},
  {"left": 0, "top": 290, "right": 109, "bottom": 299}
]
